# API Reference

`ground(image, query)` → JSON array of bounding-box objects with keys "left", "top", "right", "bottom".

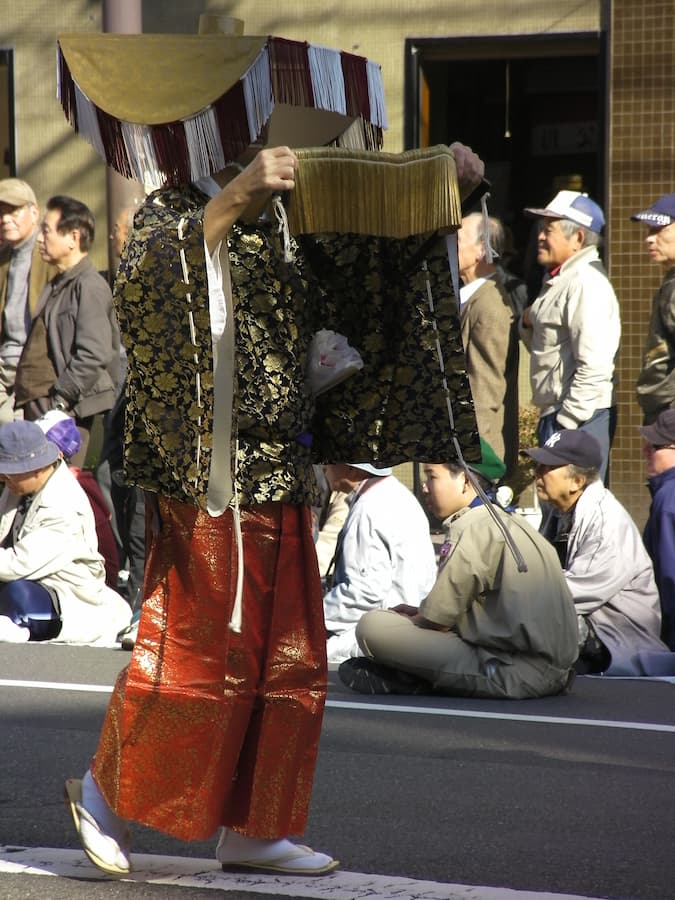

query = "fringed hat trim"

[
  {"left": 56, "top": 32, "right": 387, "bottom": 190},
  {"left": 287, "top": 146, "right": 463, "bottom": 239}
]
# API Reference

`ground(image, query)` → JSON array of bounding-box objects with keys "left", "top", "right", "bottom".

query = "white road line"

[
  {"left": 0, "top": 679, "right": 112, "bottom": 693},
  {"left": 1, "top": 679, "right": 675, "bottom": 734},
  {"left": 327, "top": 699, "right": 675, "bottom": 733},
  {"left": 0, "top": 845, "right": 605, "bottom": 899}
]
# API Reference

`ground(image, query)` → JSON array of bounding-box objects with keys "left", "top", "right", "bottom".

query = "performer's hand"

[
  {"left": 449, "top": 142, "right": 485, "bottom": 193},
  {"left": 236, "top": 145, "right": 298, "bottom": 195},
  {"left": 391, "top": 603, "right": 420, "bottom": 618},
  {"left": 411, "top": 613, "right": 450, "bottom": 631},
  {"left": 205, "top": 146, "right": 298, "bottom": 248}
]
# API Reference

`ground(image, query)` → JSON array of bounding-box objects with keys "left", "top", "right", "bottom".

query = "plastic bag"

[{"left": 306, "top": 329, "right": 364, "bottom": 396}]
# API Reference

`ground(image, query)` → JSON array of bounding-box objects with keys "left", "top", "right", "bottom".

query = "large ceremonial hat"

[{"left": 56, "top": 29, "right": 387, "bottom": 190}]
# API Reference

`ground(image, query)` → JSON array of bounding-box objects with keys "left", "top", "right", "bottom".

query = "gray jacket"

[
  {"left": 519, "top": 246, "right": 620, "bottom": 427},
  {"left": 35, "top": 256, "right": 120, "bottom": 417},
  {"left": 545, "top": 479, "right": 668, "bottom": 674}
]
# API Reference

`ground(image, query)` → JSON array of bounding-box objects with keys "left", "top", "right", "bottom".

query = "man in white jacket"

[
  {"left": 519, "top": 191, "right": 620, "bottom": 482},
  {"left": 323, "top": 463, "right": 436, "bottom": 663},
  {"left": 0, "top": 419, "right": 130, "bottom": 644}
]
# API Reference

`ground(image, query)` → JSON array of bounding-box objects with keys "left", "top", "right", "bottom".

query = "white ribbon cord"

[
  {"left": 480, "top": 192, "right": 499, "bottom": 264},
  {"left": 272, "top": 195, "right": 294, "bottom": 263},
  {"left": 228, "top": 483, "right": 244, "bottom": 634},
  {"left": 445, "top": 232, "right": 461, "bottom": 304}
]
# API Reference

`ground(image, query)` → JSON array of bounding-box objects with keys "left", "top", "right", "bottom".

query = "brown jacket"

[
  {"left": 0, "top": 239, "right": 58, "bottom": 339},
  {"left": 460, "top": 274, "right": 519, "bottom": 475}
]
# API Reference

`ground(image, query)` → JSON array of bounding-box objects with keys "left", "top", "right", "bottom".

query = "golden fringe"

[{"left": 287, "top": 145, "right": 462, "bottom": 238}]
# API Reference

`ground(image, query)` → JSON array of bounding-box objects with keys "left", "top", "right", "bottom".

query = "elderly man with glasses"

[{"left": 0, "top": 179, "right": 57, "bottom": 423}]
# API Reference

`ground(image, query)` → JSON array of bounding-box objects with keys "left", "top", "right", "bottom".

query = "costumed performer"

[{"left": 57, "top": 29, "right": 485, "bottom": 880}]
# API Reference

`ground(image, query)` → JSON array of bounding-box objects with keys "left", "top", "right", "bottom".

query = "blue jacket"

[{"left": 644, "top": 466, "right": 675, "bottom": 650}]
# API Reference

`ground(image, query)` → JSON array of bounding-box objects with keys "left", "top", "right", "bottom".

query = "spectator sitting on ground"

[
  {"left": 35, "top": 409, "right": 119, "bottom": 590},
  {"left": 523, "top": 429, "right": 670, "bottom": 675},
  {"left": 314, "top": 485, "right": 349, "bottom": 583},
  {"left": 640, "top": 408, "right": 675, "bottom": 650},
  {"left": 338, "top": 439, "right": 578, "bottom": 698},
  {"left": 323, "top": 462, "right": 437, "bottom": 664},
  {"left": 0, "top": 420, "right": 130, "bottom": 644}
]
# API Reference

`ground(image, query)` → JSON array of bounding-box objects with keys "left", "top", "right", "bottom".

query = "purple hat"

[
  {"left": 0, "top": 420, "right": 60, "bottom": 475},
  {"left": 522, "top": 430, "right": 602, "bottom": 470},
  {"left": 524, "top": 190, "right": 605, "bottom": 234},
  {"left": 630, "top": 193, "right": 675, "bottom": 228},
  {"left": 639, "top": 408, "right": 675, "bottom": 446},
  {"left": 35, "top": 409, "right": 81, "bottom": 459}
]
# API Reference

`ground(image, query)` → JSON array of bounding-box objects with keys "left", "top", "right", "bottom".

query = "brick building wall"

[{"left": 607, "top": 0, "right": 675, "bottom": 525}]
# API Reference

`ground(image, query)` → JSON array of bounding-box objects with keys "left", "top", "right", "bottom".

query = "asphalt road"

[{"left": 0, "top": 643, "right": 673, "bottom": 899}]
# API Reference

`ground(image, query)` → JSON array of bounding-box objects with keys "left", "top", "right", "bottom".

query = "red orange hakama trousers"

[{"left": 91, "top": 499, "right": 327, "bottom": 841}]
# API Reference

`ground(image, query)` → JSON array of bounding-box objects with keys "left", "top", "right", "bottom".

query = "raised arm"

[{"left": 203, "top": 146, "right": 298, "bottom": 253}]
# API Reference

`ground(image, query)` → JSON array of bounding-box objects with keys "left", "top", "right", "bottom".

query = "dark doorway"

[
  {"left": 405, "top": 33, "right": 606, "bottom": 284},
  {"left": 0, "top": 49, "right": 15, "bottom": 178}
]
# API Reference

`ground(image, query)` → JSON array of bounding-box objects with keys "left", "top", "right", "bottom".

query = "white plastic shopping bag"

[{"left": 306, "top": 329, "right": 364, "bottom": 396}]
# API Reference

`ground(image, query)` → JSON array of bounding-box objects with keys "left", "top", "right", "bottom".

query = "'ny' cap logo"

[{"left": 545, "top": 432, "right": 562, "bottom": 448}]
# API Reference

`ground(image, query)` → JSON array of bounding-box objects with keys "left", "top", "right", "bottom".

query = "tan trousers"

[{"left": 356, "top": 609, "right": 570, "bottom": 699}]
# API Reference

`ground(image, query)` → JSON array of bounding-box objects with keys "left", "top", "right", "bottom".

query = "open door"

[{"left": 405, "top": 32, "right": 606, "bottom": 282}]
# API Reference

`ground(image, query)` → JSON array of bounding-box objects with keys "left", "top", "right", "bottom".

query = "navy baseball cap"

[
  {"left": 630, "top": 193, "right": 675, "bottom": 228},
  {"left": 639, "top": 408, "right": 675, "bottom": 446},
  {"left": 522, "top": 430, "right": 602, "bottom": 470},
  {"left": 524, "top": 190, "right": 605, "bottom": 234}
]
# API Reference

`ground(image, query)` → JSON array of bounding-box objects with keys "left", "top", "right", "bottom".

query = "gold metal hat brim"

[{"left": 58, "top": 33, "right": 269, "bottom": 125}]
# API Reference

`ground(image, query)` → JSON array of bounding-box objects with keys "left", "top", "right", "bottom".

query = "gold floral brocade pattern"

[{"left": 113, "top": 186, "right": 478, "bottom": 511}]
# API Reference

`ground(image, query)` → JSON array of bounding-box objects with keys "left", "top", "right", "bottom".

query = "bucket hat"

[{"left": 0, "top": 420, "right": 60, "bottom": 475}]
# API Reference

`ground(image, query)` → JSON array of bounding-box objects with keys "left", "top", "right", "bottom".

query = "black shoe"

[
  {"left": 559, "top": 668, "right": 576, "bottom": 694},
  {"left": 338, "top": 657, "right": 430, "bottom": 695}
]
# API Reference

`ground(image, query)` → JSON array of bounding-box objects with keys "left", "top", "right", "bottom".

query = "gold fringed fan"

[{"left": 287, "top": 145, "right": 462, "bottom": 239}]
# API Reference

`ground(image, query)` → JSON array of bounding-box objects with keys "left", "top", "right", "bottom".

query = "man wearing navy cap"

[
  {"left": 523, "top": 429, "right": 668, "bottom": 676},
  {"left": 631, "top": 193, "right": 675, "bottom": 423},
  {"left": 519, "top": 190, "right": 620, "bottom": 483}
]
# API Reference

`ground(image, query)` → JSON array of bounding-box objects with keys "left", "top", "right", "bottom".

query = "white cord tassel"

[
  {"left": 272, "top": 195, "right": 294, "bottom": 262},
  {"left": 228, "top": 496, "right": 244, "bottom": 633},
  {"left": 480, "top": 192, "right": 498, "bottom": 264}
]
